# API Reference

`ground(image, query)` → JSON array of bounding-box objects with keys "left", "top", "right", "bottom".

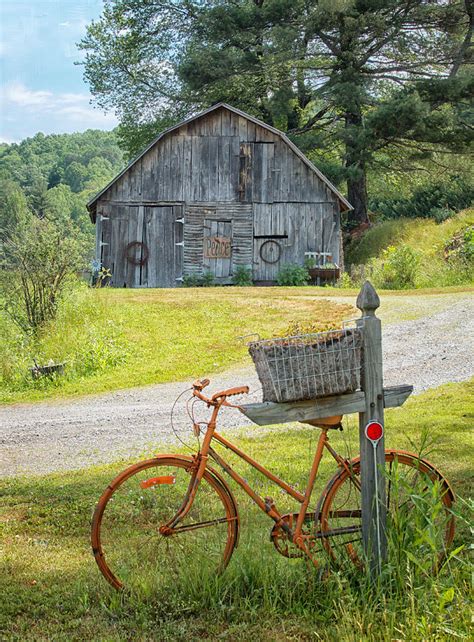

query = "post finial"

[{"left": 357, "top": 280, "right": 380, "bottom": 316}]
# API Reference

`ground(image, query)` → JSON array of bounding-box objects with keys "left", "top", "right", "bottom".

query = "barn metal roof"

[{"left": 87, "top": 102, "right": 352, "bottom": 220}]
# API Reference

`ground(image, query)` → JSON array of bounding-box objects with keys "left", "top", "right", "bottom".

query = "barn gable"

[{"left": 89, "top": 103, "right": 351, "bottom": 288}]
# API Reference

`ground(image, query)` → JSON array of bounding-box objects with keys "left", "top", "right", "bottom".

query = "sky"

[{"left": 0, "top": 0, "right": 118, "bottom": 143}]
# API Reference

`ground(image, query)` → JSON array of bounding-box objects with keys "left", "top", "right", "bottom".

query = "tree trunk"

[
  {"left": 347, "top": 170, "right": 369, "bottom": 227},
  {"left": 345, "top": 110, "right": 369, "bottom": 227}
]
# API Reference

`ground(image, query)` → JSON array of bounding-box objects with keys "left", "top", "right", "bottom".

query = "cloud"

[
  {"left": 0, "top": 82, "right": 118, "bottom": 142},
  {"left": 3, "top": 83, "right": 53, "bottom": 107},
  {"left": 1, "top": 82, "right": 119, "bottom": 134}
]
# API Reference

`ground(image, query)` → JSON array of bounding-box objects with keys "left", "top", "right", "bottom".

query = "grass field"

[
  {"left": 346, "top": 209, "right": 474, "bottom": 289},
  {"left": 1, "top": 379, "right": 472, "bottom": 641},
  {"left": 1, "top": 284, "right": 472, "bottom": 405}
]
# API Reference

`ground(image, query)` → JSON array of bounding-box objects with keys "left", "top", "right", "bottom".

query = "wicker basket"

[{"left": 248, "top": 328, "right": 362, "bottom": 403}]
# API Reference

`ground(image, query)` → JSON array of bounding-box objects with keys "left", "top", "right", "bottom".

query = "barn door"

[
  {"left": 144, "top": 205, "right": 183, "bottom": 287},
  {"left": 203, "top": 219, "right": 232, "bottom": 279},
  {"left": 253, "top": 204, "right": 288, "bottom": 282}
]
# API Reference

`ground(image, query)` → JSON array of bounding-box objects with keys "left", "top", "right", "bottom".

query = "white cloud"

[
  {"left": 3, "top": 83, "right": 53, "bottom": 107},
  {"left": 1, "top": 82, "right": 119, "bottom": 134}
]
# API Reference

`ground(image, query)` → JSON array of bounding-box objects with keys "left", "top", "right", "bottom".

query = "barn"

[{"left": 87, "top": 103, "right": 352, "bottom": 287}]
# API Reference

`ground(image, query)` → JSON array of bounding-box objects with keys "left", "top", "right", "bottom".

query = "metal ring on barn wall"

[
  {"left": 124, "top": 241, "right": 149, "bottom": 266},
  {"left": 259, "top": 239, "right": 281, "bottom": 264}
]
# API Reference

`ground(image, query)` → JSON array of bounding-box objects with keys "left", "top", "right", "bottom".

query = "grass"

[
  {"left": 1, "top": 379, "right": 472, "bottom": 640},
  {"left": 347, "top": 208, "right": 474, "bottom": 267},
  {"left": 1, "top": 284, "right": 472, "bottom": 405},
  {"left": 344, "top": 208, "right": 474, "bottom": 289},
  {"left": 0, "top": 285, "right": 354, "bottom": 404}
]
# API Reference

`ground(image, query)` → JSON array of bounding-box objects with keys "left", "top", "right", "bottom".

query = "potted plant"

[{"left": 304, "top": 258, "right": 340, "bottom": 284}]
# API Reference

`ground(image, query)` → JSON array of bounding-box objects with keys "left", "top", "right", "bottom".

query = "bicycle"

[{"left": 91, "top": 378, "right": 455, "bottom": 591}]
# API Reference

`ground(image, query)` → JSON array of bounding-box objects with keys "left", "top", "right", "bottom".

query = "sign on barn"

[
  {"left": 87, "top": 103, "right": 352, "bottom": 287},
  {"left": 204, "top": 237, "right": 232, "bottom": 259}
]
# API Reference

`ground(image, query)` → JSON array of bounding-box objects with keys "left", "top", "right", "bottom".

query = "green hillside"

[{"left": 346, "top": 209, "right": 474, "bottom": 289}]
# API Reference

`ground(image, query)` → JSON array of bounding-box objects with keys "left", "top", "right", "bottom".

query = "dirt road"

[{"left": 1, "top": 295, "right": 472, "bottom": 477}]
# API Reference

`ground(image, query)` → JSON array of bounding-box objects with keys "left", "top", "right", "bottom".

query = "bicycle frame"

[{"left": 164, "top": 399, "right": 358, "bottom": 561}]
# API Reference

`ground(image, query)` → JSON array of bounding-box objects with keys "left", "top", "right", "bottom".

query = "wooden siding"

[
  {"left": 253, "top": 202, "right": 340, "bottom": 281},
  {"left": 184, "top": 203, "right": 253, "bottom": 281},
  {"left": 93, "top": 105, "right": 343, "bottom": 287},
  {"left": 97, "top": 107, "right": 337, "bottom": 206}
]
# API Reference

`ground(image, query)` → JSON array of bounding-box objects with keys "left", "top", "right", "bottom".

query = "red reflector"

[
  {"left": 140, "top": 475, "right": 176, "bottom": 489},
  {"left": 365, "top": 421, "right": 383, "bottom": 442}
]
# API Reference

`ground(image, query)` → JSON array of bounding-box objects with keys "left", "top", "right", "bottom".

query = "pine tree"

[{"left": 79, "top": 0, "right": 473, "bottom": 225}]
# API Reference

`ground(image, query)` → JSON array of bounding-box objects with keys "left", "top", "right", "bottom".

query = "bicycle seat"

[{"left": 302, "top": 415, "right": 343, "bottom": 429}]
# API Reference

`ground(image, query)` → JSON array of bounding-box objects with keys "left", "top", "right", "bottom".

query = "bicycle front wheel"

[
  {"left": 91, "top": 455, "right": 239, "bottom": 591},
  {"left": 319, "top": 450, "right": 455, "bottom": 569}
]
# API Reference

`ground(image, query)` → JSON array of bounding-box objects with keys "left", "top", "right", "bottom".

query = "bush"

[
  {"left": 336, "top": 272, "right": 354, "bottom": 289},
  {"left": 0, "top": 213, "right": 87, "bottom": 334},
  {"left": 276, "top": 263, "right": 310, "bottom": 286},
  {"left": 370, "top": 244, "right": 420, "bottom": 289},
  {"left": 232, "top": 266, "right": 253, "bottom": 286},
  {"left": 182, "top": 271, "right": 215, "bottom": 287}
]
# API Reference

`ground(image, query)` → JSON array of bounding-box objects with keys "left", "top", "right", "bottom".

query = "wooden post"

[{"left": 356, "top": 281, "right": 387, "bottom": 574}]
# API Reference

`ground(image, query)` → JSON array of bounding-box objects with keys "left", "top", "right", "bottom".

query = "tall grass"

[
  {"left": 0, "top": 284, "right": 353, "bottom": 403},
  {"left": 345, "top": 209, "right": 474, "bottom": 290}
]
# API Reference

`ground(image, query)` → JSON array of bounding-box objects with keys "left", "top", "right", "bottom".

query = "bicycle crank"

[{"left": 270, "top": 512, "right": 320, "bottom": 559}]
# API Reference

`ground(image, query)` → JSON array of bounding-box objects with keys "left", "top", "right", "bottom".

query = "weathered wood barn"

[{"left": 87, "top": 103, "right": 351, "bottom": 287}]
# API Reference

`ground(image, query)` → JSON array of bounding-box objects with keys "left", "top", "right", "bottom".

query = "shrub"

[
  {"left": 201, "top": 271, "right": 215, "bottom": 287},
  {"left": 0, "top": 213, "right": 87, "bottom": 334},
  {"left": 370, "top": 244, "right": 420, "bottom": 289},
  {"left": 232, "top": 265, "right": 253, "bottom": 286},
  {"left": 182, "top": 272, "right": 215, "bottom": 287},
  {"left": 276, "top": 263, "right": 310, "bottom": 286},
  {"left": 431, "top": 207, "right": 454, "bottom": 224},
  {"left": 336, "top": 272, "right": 354, "bottom": 289}
]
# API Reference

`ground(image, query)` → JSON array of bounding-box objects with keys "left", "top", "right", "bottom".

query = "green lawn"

[
  {"left": 1, "top": 379, "right": 472, "bottom": 641},
  {"left": 1, "top": 284, "right": 471, "bottom": 404}
]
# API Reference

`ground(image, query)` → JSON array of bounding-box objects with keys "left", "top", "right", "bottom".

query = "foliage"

[
  {"left": 182, "top": 271, "right": 215, "bottom": 287},
  {"left": 232, "top": 265, "right": 253, "bottom": 286},
  {"left": 369, "top": 176, "right": 473, "bottom": 221},
  {"left": 0, "top": 211, "right": 87, "bottom": 334},
  {"left": 444, "top": 226, "right": 474, "bottom": 262},
  {"left": 0, "top": 130, "right": 123, "bottom": 240},
  {"left": 343, "top": 210, "right": 474, "bottom": 289},
  {"left": 276, "top": 264, "right": 310, "bottom": 286},
  {"left": 79, "top": 0, "right": 472, "bottom": 225},
  {"left": 370, "top": 245, "right": 420, "bottom": 290},
  {"left": 0, "top": 380, "right": 472, "bottom": 639}
]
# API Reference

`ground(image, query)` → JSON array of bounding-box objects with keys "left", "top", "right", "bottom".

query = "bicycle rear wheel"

[
  {"left": 319, "top": 450, "right": 455, "bottom": 570},
  {"left": 92, "top": 455, "right": 238, "bottom": 591}
]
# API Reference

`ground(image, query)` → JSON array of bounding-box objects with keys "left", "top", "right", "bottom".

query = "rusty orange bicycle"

[{"left": 91, "top": 378, "right": 455, "bottom": 591}]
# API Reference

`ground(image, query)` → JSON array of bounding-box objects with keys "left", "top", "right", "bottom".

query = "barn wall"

[
  {"left": 94, "top": 106, "right": 343, "bottom": 287},
  {"left": 98, "top": 108, "right": 339, "bottom": 207}
]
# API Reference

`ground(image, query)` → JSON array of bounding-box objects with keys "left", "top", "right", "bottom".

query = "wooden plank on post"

[
  {"left": 239, "top": 384, "right": 413, "bottom": 426},
  {"left": 356, "top": 281, "right": 387, "bottom": 575}
]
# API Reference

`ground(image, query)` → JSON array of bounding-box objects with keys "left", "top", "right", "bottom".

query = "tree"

[
  {"left": 79, "top": 0, "right": 473, "bottom": 225},
  {"left": 0, "top": 205, "right": 87, "bottom": 334}
]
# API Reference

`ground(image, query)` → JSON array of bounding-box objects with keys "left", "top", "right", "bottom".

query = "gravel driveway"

[{"left": 1, "top": 296, "right": 472, "bottom": 477}]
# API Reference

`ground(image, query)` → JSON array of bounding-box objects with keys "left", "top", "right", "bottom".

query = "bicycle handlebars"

[{"left": 192, "top": 379, "right": 249, "bottom": 405}]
